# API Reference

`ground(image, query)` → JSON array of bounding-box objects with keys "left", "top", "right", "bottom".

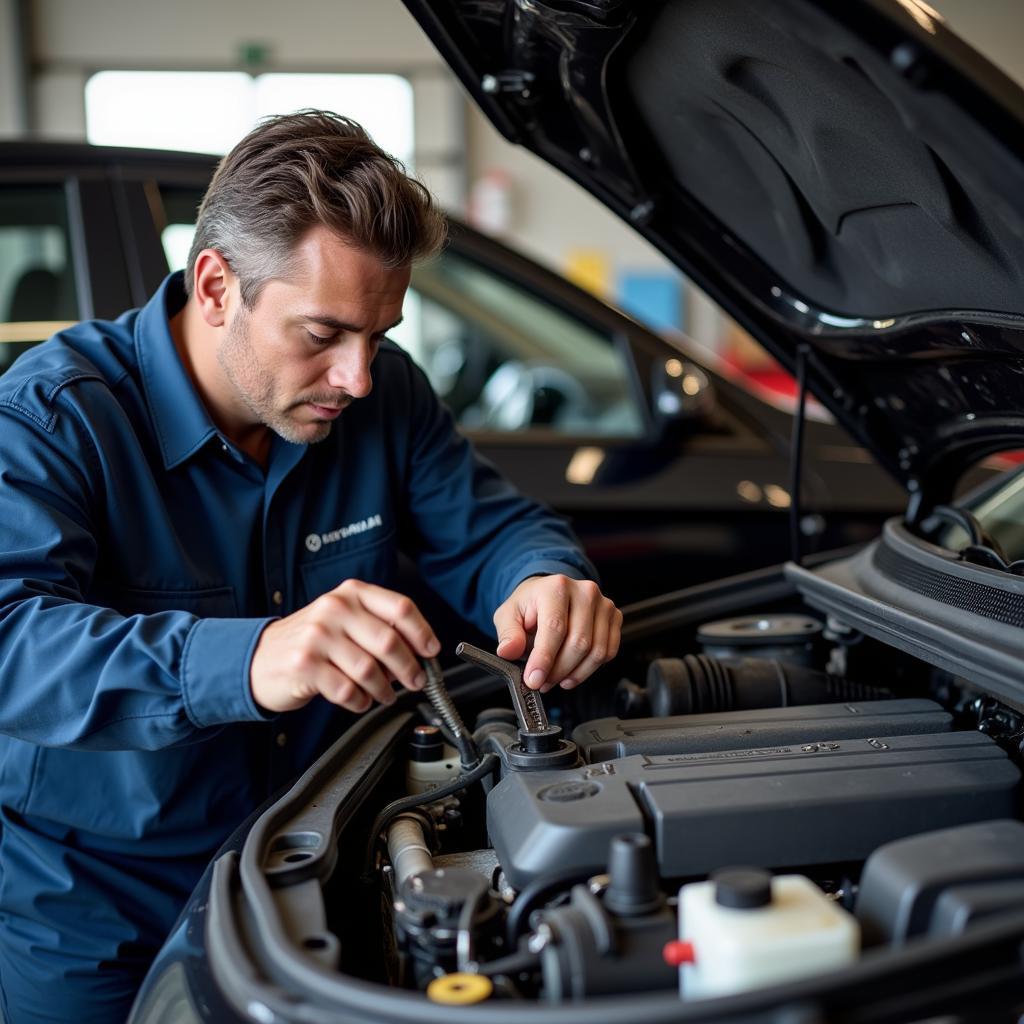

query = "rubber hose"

[{"left": 362, "top": 752, "right": 498, "bottom": 881}]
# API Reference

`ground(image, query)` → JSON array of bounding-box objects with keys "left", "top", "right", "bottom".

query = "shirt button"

[
  {"left": 272, "top": 590, "right": 284, "bottom": 606},
  {"left": 276, "top": 732, "right": 287, "bottom": 747}
]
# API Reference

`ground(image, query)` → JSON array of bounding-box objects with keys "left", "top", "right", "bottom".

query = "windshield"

[
  {"left": 965, "top": 465, "right": 1024, "bottom": 562},
  {"left": 927, "top": 462, "right": 1024, "bottom": 569}
]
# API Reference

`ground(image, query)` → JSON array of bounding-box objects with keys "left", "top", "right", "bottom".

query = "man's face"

[{"left": 217, "top": 225, "right": 410, "bottom": 445}]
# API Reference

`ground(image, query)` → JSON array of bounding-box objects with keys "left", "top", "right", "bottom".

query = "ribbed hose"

[
  {"left": 422, "top": 656, "right": 479, "bottom": 769},
  {"left": 647, "top": 654, "right": 892, "bottom": 717},
  {"left": 822, "top": 675, "right": 890, "bottom": 702},
  {"left": 687, "top": 655, "right": 735, "bottom": 709}
]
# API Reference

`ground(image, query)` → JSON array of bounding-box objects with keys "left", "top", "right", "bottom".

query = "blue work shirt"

[{"left": 0, "top": 271, "right": 593, "bottom": 881}]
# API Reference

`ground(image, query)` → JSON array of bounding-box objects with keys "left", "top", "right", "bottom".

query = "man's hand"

[
  {"left": 493, "top": 576, "right": 621, "bottom": 693},
  {"left": 250, "top": 580, "right": 440, "bottom": 714}
]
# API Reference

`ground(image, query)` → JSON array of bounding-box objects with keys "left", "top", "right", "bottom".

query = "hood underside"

[{"left": 403, "top": 0, "right": 1024, "bottom": 507}]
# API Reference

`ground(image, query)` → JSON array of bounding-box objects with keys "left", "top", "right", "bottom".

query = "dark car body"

[
  {"left": 0, "top": 140, "right": 902, "bottom": 610},
  {"left": 125, "top": 0, "right": 1024, "bottom": 1018}
]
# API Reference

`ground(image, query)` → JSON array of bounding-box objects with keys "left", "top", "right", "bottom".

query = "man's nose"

[{"left": 326, "top": 339, "right": 373, "bottom": 398}]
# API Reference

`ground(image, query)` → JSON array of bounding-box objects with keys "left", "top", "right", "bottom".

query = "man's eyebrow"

[{"left": 301, "top": 314, "right": 404, "bottom": 334}]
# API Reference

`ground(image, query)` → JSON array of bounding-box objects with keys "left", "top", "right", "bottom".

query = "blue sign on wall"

[{"left": 618, "top": 271, "right": 684, "bottom": 332}]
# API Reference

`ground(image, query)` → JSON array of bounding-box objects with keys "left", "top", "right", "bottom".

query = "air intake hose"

[{"left": 645, "top": 654, "right": 888, "bottom": 718}]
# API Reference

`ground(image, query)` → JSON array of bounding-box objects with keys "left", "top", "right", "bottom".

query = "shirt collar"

[{"left": 135, "top": 272, "right": 220, "bottom": 470}]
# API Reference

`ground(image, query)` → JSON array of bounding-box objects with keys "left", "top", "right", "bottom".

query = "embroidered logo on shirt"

[{"left": 305, "top": 513, "right": 383, "bottom": 554}]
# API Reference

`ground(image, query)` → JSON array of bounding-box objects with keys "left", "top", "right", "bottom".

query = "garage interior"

[{"left": 2, "top": 2, "right": 1024, "bottom": 1022}]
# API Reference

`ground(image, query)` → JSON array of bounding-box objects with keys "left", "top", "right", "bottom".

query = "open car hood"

[{"left": 402, "top": 0, "right": 1024, "bottom": 510}]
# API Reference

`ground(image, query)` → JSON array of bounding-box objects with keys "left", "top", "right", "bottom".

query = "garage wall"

[
  {"left": 31, "top": 0, "right": 436, "bottom": 66},
  {"left": 21, "top": 0, "right": 467, "bottom": 209},
  {"left": 0, "top": 1, "right": 29, "bottom": 132},
  {"left": 933, "top": 0, "right": 1024, "bottom": 89}
]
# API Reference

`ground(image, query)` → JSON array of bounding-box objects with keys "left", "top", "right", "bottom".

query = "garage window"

[{"left": 84, "top": 71, "right": 414, "bottom": 164}]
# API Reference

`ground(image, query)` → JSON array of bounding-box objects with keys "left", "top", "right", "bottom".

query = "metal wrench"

[{"left": 455, "top": 642, "right": 561, "bottom": 752}]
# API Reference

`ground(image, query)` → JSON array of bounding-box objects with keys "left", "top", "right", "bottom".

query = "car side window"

[
  {"left": 156, "top": 186, "right": 204, "bottom": 272},
  {"left": 0, "top": 185, "right": 78, "bottom": 373},
  {"left": 402, "top": 252, "right": 645, "bottom": 438}
]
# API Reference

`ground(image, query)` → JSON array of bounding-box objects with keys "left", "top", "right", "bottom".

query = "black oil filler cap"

[{"left": 713, "top": 867, "right": 773, "bottom": 909}]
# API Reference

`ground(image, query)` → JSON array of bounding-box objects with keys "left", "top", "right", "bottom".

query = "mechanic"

[{"left": 0, "top": 110, "right": 621, "bottom": 1022}]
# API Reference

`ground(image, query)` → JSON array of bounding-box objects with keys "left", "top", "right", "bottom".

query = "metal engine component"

[
  {"left": 642, "top": 654, "right": 889, "bottom": 718},
  {"left": 575, "top": 698, "right": 950, "bottom": 762},
  {"left": 393, "top": 867, "right": 499, "bottom": 987},
  {"left": 405, "top": 725, "right": 461, "bottom": 795},
  {"left": 456, "top": 642, "right": 578, "bottom": 769},
  {"left": 696, "top": 613, "right": 824, "bottom": 663},
  {"left": 488, "top": 729, "right": 1019, "bottom": 889},
  {"left": 371, "top": 637, "right": 1024, "bottom": 1008},
  {"left": 387, "top": 815, "right": 434, "bottom": 888},
  {"left": 531, "top": 834, "right": 676, "bottom": 1001}
]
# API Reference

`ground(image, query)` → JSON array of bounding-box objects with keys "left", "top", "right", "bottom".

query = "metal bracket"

[{"left": 481, "top": 70, "right": 536, "bottom": 98}]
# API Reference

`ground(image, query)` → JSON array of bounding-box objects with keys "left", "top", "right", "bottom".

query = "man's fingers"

[
  {"left": 291, "top": 610, "right": 395, "bottom": 708},
  {"left": 522, "top": 578, "right": 571, "bottom": 690},
  {"left": 541, "top": 580, "right": 601, "bottom": 692},
  {"left": 251, "top": 581, "right": 441, "bottom": 715},
  {"left": 559, "top": 598, "right": 620, "bottom": 690},
  {"left": 320, "top": 633, "right": 395, "bottom": 706},
  {"left": 609, "top": 605, "right": 624, "bottom": 660},
  {"left": 335, "top": 603, "right": 423, "bottom": 695},
  {"left": 548, "top": 599, "right": 605, "bottom": 692},
  {"left": 283, "top": 646, "right": 375, "bottom": 714},
  {"left": 329, "top": 676, "right": 374, "bottom": 714},
  {"left": 351, "top": 582, "right": 440, "bottom": 660},
  {"left": 325, "top": 581, "right": 436, "bottom": 692},
  {"left": 496, "top": 633, "right": 527, "bottom": 660}
]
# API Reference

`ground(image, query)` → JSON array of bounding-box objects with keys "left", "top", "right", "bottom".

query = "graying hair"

[{"left": 185, "top": 109, "right": 447, "bottom": 307}]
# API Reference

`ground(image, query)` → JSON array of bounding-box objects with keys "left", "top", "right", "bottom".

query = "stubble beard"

[{"left": 217, "top": 308, "right": 334, "bottom": 446}]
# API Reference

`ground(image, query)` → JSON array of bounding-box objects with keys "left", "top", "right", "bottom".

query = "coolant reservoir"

[{"left": 676, "top": 868, "right": 858, "bottom": 999}]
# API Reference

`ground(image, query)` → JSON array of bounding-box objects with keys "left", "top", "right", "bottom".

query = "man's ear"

[{"left": 192, "top": 249, "right": 236, "bottom": 328}]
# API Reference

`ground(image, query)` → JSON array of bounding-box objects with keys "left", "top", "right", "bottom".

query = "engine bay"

[
  {"left": 340, "top": 608, "right": 1024, "bottom": 1010},
  {"left": 211, "top": 565, "right": 1024, "bottom": 1023}
]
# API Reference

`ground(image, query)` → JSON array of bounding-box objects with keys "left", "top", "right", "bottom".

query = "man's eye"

[{"left": 305, "top": 330, "right": 333, "bottom": 345}]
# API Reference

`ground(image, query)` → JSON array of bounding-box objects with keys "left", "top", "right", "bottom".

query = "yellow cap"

[{"left": 426, "top": 973, "right": 494, "bottom": 1005}]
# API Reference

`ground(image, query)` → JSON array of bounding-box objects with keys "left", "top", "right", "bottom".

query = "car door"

[
  {"left": 0, "top": 144, "right": 214, "bottom": 358},
  {"left": 0, "top": 147, "right": 138, "bottom": 377},
  {"left": 401, "top": 222, "right": 826, "bottom": 603}
]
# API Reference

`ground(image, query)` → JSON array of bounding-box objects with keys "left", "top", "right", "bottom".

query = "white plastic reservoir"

[{"left": 676, "top": 867, "right": 859, "bottom": 1000}]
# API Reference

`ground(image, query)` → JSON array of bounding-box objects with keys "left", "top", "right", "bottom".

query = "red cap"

[{"left": 662, "top": 940, "right": 696, "bottom": 967}]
